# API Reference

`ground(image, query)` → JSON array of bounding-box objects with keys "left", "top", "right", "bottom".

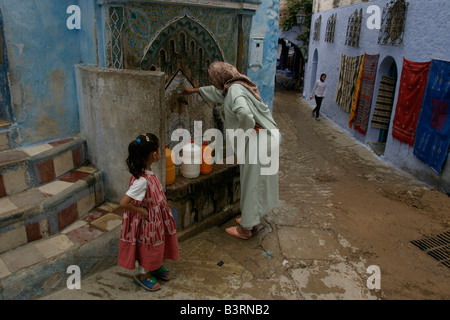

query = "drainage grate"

[{"left": 411, "top": 231, "right": 450, "bottom": 268}]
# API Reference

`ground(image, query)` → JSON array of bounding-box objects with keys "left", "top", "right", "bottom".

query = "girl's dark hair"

[{"left": 126, "top": 133, "right": 159, "bottom": 178}]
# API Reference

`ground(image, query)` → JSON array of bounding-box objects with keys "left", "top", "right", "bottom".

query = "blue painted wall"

[
  {"left": 0, "top": 8, "right": 12, "bottom": 123},
  {"left": 304, "top": 0, "right": 450, "bottom": 192},
  {"left": 0, "top": 0, "right": 97, "bottom": 147},
  {"left": 247, "top": 0, "right": 280, "bottom": 109},
  {"left": 0, "top": 0, "right": 277, "bottom": 147}
]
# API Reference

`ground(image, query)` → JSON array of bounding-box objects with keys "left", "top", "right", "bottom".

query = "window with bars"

[
  {"left": 325, "top": 13, "right": 337, "bottom": 43},
  {"left": 313, "top": 15, "right": 322, "bottom": 41},
  {"left": 345, "top": 9, "right": 362, "bottom": 47},
  {"left": 378, "top": 0, "right": 409, "bottom": 46}
]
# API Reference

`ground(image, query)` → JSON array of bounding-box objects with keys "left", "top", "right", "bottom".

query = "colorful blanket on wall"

[
  {"left": 413, "top": 59, "right": 450, "bottom": 175},
  {"left": 392, "top": 58, "right": 431, "bottom": 146},
  {"left": 370, "top": 76, "right": 397, "bottom": 130},
  {"left": 349, "top": 55, "right": 365, "bottom": 128},
  {"left": 335, "top": 54, "right": 364, "bottom": 113},
  {"left": 352, "top": 54, "right": 380, "bottom": 134}
]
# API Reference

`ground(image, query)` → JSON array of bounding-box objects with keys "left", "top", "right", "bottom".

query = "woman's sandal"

[
  {"left": 151, "top": 265, "right": 171, "bottom": 281},
  {"left": 226, "top": 226, "right": 252, "bottom": 239},
  {"left": 235, "top": 217, "right": 262, "bottom": 232},
  {"left": 133, "top": 275, "right": 161, "bottom": 292}
]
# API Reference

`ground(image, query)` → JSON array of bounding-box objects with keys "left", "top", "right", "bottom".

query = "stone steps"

[
  {"left": 0, "top": 201, "right": 124, "bottom": 300},
  {"left": 0, "top": 136, "right": 104, "bottom": 254},
  {"left": 0, "top": 136, "right": 86, "bottom": 196},
  {"left": 0, "top": 134, "right": 120, "bottom": 299}
]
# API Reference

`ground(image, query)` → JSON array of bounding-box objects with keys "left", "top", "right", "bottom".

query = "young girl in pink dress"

[{"left": 118, "top": 133, "right": 179, "bottom": 291}]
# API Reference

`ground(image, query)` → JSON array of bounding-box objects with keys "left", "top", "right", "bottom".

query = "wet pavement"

[{"left": 41, "top": 88, "right": 450, "bottom": 302}]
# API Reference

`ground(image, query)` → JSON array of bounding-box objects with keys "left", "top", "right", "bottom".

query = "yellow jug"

[{"left": 165, "top": 145, "right": 175, "bottom": 185}]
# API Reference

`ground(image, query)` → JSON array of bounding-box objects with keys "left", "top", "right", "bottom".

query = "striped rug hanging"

[
  {"left": 353, "top": 54, "right": 380, "bottom": 135},
  {"left": 370, "top": 76, "right": 397, "bottom": 130},
  {"left": 335, "top": 54, "right": 364, "bottom": 113}
]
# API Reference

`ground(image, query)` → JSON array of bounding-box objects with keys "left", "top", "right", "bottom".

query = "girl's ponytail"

[{"left": 126, "top": 133, "right": 159, "bottom": 178}]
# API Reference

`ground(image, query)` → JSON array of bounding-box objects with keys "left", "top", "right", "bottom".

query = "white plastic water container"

[{"left": 181, "top": 140, "right": 201, "bottom": 178}]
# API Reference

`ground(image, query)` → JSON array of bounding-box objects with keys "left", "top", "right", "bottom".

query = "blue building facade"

[
  {"left": 304, "top": 0, "right": 450, "bottom": 193},
  {"left": 0, "top": 0, "right": 97, "bottom": 147},
  {"left": 247, "top": 0, "right": 280, "bottom": 107}
]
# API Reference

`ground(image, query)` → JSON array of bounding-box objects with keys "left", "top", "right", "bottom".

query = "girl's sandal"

[
  {"left": 133, "top": 275, "right": 161, "bottom": 292},
  {"left": 151, "top": 265, "right": 171, "bottom": 281}
]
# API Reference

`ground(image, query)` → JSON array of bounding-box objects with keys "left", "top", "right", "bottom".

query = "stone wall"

[
  {"left": 75, "top": 65, "right": 166, "bottom": 202},
  {"left": 166, "top": 163, "right": 241, "bottom": 238}
]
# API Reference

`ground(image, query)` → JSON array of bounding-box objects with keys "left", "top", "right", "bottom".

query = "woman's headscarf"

[{"left": 207, "top": 61, "right": 262, "bottom": 102}]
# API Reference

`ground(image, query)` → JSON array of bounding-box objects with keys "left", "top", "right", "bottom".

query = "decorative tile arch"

[{"left": 140, "top": 15, "right": 224, "bottom": 86}]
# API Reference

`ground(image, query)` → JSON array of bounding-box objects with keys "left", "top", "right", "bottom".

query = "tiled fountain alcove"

[
  {"left": 105, "top": 0, "right": 259, "bottom": 149},
  {"left": 88, "top": 0, "right": 262, "bottom": 234}
]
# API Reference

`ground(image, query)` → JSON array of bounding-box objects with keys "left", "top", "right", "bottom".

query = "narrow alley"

[{"left": 41, "top": 88, "right": 450, "bottom": 301}]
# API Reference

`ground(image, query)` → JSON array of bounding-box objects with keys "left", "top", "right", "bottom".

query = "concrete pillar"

[{"left": 75, "top": 65, "right": 166, "bottom": 202}]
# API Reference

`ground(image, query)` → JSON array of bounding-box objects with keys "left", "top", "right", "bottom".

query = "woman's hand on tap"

[{"left": 182, "top": 87, "right": 197, "bottom": 95}]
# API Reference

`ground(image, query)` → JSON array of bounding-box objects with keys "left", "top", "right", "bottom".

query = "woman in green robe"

[{"left": 183, "top": 61, "right": 279, "bottom": 239}]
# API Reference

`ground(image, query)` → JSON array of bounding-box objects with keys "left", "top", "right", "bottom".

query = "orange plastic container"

[
  {"left": 201, "top": 142, "right": 213, "bottom": 175},
  {"left": 165, "top": 145, "right": 175, "bottom": 185}
]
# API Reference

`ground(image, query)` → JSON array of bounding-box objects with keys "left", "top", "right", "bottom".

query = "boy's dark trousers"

[{"left": 313, "top": 96, "right": 323, "bottom": 118}]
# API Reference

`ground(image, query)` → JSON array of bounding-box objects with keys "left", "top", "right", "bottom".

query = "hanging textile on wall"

[
  {"left": 352, "top": 54, "right": 380, "bottom": 134},
  {"left": 392, "top": 58, "right": 431, "bottom": 146},
  {"left": 370, "top": 76, "right": 397, "bottom": 130},
  {"left": 348, "top": 55, "right": 365, "bottom": 128},
  {"left": 413, "top": 59, "right": 450, "bottom": 175},
  {"left": 335, "top": 53, "right": 364, "bottom": 113}
]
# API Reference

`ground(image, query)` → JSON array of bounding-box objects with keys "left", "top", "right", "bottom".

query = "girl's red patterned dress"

[{"left": 118, "top": 172, "right": 179, "bottom": 271}]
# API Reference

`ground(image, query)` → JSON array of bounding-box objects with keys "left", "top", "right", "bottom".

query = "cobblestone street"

[{"left": 42, "top": 88, "right": 450, "bottom": 301}]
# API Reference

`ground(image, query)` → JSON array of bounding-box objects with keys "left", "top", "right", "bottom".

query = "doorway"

[
  {"left": 369, "top": 56, "right": 398, "bottom": 155},
  {"left": 275, "top": 39, "right": 305, "bottom": 91}
]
